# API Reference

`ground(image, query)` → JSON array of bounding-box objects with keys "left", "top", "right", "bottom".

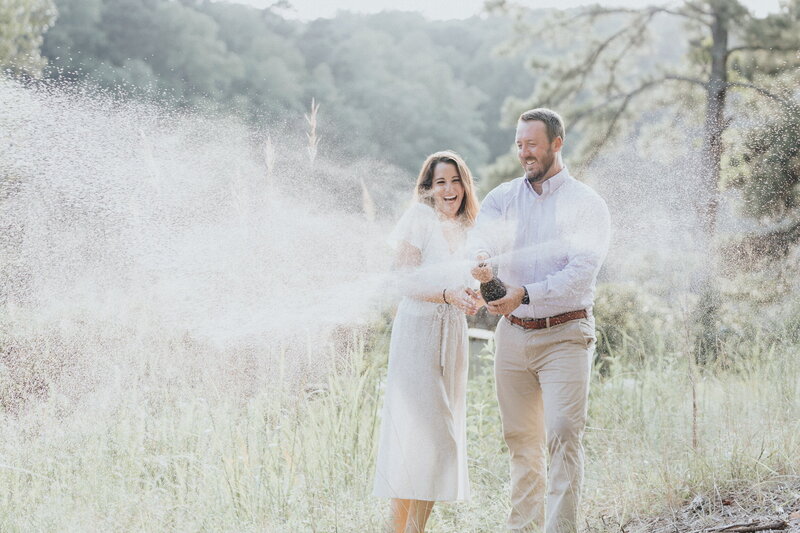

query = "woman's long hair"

[{"left": 414, "top": 150, "right": 479, "bottom": 227}]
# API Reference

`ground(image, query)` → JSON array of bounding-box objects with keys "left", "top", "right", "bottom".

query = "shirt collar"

[{"left": 522, "top": 166, "right": 570, "bottom": 197}]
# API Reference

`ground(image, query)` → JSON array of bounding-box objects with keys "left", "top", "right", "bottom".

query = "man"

[{"left": 470, "top": 108, "right": 610, "bottom": 533}]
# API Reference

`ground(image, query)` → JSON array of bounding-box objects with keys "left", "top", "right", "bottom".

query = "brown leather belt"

[{"left": 505, "top": 309, "right": 588, "bottom": 330}]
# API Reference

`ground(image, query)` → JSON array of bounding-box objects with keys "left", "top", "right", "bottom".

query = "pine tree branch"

[
  {"left": 556, "top": 6, "right": 639, "bottom": 27},
  {"left": 727, "top": 45, "right": 800, "bottom": 55},
  {"left": 602, "top": 10, "right": 658, "bottom": 94},
  {"left": 725, "top": 44, "right": 800, "bottom": 73},
  {"left": 558, "top": 5, "right": 708, "bottom": 27},
  {"left": 570, "top": 76, "right": 795, "bottom": 168},
  {"left": 653, "top": 6, "right": 710, "bottom": 25},
  {"left": 540, "top": 9, "right": 662, "bottom": 106},
  {"left": 664, "top": 74, "right": 708, "bottom": 87},
  {"left": 568, "top": 73, "right": 715, "bottom": 169},
  {"left": 724, "top": 218, "right": 800, "bottom": 260},
  {"left": 531, "top": 3, "right": 714, "bottom": 108},
  {"left": 683, "top": 1, "right": 714, "bottom": 20},
  {"left": 725, "top": 81, "right": 798, "bottom": 110},
  {"left": 571, "top": 75, "right": 706, "bottom": 126},
  {"left": 573, "top": 77, "right": 680, "bottom": 166},
  {"left": 582, "top": 87, "right": 641, "bottom": 166},
  {"left": 538, "top": 22, "right": 635, "bottom": 106}
]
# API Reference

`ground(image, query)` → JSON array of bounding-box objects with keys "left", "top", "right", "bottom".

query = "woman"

[{"left": 373, "top": 151, "right": 482, "bottom": 533}]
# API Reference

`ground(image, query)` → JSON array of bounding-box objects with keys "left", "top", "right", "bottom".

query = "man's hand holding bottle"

[{"left": 471, "top": 253, "right": 526, "bottom": 315}]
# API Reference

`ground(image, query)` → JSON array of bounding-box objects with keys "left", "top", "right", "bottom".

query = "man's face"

[{"left": 516, "top": 120, "right": 558, "bottom": 183}]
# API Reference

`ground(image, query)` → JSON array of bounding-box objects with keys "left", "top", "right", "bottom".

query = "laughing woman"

[{"left": 373, "top": 151, "right": 482, "bottom": 533}]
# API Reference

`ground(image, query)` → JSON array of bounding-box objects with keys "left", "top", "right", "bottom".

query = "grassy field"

[{"left": 0, "top": 311, "right": 799, "bottom": 532}]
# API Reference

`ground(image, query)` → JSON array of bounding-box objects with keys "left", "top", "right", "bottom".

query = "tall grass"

[{"left": 0, "top": 316, "right": 798, "bottom": 532}]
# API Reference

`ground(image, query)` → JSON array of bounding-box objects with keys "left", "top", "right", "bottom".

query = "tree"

[
  {"left": 0, "top": 0, "right": 57, "bottom": 77},
  {"left": 198, "top": 1, "right": 307, "bottom": 121},
  {"left": 723, "top": 3, "right": 800, "bottom": 258},
  {"left": 296, "top": 12, "right": 490, "bottom": 173},
  {"left": 41, "top": 0, "right": 107, "bottom": 81},
  {"left": 725, "top": 105, "right": 800, "bottom": 259},
  {"left": 43, "top": 0, "right": 244, "bottom": 105},
  {"left": 38, "top": 1, "right": 536, "bottom": 176},
  {"left": 488, "top": 0, "right": 800, "bottom": 239}
]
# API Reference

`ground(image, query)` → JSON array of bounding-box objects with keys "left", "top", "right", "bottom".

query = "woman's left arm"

[{"left": 393, "top": 241, "right": 480, "bottom": 314}]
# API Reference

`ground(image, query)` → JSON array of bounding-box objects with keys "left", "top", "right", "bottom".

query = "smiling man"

[{"left": 470, "top": 108, "right": 611, "bottom": 533}]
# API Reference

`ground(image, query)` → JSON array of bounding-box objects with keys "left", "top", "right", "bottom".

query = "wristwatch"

[{"left": 521, "top": 286, "right": 530, "bottom": 305}]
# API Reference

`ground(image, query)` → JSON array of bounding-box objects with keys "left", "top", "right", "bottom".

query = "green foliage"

[
  {"left": 38, "top": 0, "right": 104, "bottom": 79},
  {"left": 721, "top": 0, "right": 800, "bottom": 246},
  {"left": 723, "top": 85, "right": 800, "bottom": 257},
  {"left": 43, "top": 0, "right": 245, "bottom": 105},
  {"left": 39, "top": 1, "right": 538, "bottom": 177},
  {"left": 298, "top": 15, "right": 485, "bottom": 171},
  {"left": 731, "top": 110, "right": 800, "bottom": 221},
  {"left": 592, "top": 283, "right": 675, "bottom": 373},
  {"left": 732, "top": 0, "right": 800, "bottom": 78},
  {"left": 0, "top": 0, "right": 57, "bottom": 77},
  {"left": 785, "top": 300, "right": 800, "bottom": 345},
  {"left": 480, "top": 147, "right": 519, "bottom": 195},
  {"left": 199, "top": 2, "right": 306, "bottom": 119}
]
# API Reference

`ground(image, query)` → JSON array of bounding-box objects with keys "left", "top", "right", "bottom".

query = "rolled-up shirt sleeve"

[{"left": 526, "top": 194, "right": 610, "bottom": 315}]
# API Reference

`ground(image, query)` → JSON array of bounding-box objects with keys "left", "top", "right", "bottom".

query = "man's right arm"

[
  {"left": 467, "top": 187, "right": 504, "bottom": 260},
  {"left": 468, "top": 187, "right": 508, "bottom": 283}
]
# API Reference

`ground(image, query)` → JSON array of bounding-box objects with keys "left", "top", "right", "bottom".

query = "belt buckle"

[
  {"left": 508, "top": 314, "right": 526, "bottom": 329},
  {"left": 545, "top": 316, "right": 551, "bottom": 329}
]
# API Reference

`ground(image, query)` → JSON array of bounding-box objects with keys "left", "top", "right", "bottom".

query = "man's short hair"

[{"left": 519, "top": 108, "right": 565, "bottom": 143}]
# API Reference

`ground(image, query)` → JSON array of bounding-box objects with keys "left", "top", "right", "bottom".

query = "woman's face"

[{"left": 431, "top": 162, "right": 464, "bottom": 219}]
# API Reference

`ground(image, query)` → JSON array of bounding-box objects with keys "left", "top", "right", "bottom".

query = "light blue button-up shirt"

[{"left": 469, "top": 167, "right": 611, "bottom": 319}]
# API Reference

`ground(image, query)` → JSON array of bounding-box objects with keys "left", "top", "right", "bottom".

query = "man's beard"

[{"left": 525, "top": 149, "right": 555, "bottom": 183}]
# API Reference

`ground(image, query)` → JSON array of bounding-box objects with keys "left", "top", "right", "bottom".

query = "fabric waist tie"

[{"left": 436, "top": 304, "right": 456, "bottom": 402}]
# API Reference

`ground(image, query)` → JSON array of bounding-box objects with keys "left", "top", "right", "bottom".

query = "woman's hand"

[
  {"left": 465, "top": 287, "right": 486, "bottom": 310},
  {"left": 445, "top": 287, "right": 482, "bottom": 315}
]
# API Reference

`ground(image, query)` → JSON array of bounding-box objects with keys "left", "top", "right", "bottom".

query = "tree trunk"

[
  {"left": 694, "top": 2, "right": 730, "bottom": 364},
  {"left": 700, "top": 5, "right": 729, "bottom": 238}
]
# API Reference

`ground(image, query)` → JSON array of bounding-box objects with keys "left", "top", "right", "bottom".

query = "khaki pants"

[{"left": 494, "top": 315, "right": 596, "bottom": 533}]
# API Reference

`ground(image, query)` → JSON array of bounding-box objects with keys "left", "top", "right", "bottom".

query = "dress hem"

[{"left": 371, "top": 492, "right": 471, "bottom": 503}]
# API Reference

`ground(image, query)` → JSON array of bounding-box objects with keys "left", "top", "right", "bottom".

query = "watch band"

[{"left": 521, "top": 286, "right": 530, "bottom": 305}]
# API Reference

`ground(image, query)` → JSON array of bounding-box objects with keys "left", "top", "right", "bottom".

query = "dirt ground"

[{"left": 585, "top": 480, "right": 800, "bottom": 533}]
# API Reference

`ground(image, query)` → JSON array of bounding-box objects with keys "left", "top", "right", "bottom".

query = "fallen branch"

[{"left": 706, "top": 520, "right": 788, "bottom": 532}]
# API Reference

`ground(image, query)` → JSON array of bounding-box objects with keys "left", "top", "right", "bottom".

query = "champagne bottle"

[{"left": 480, "top": 276, "right": 507, "bottom": 302}]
